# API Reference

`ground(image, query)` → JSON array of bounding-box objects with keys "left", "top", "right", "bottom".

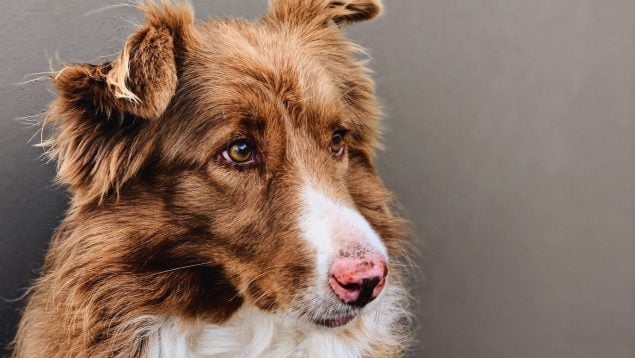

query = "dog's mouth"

[{"left": 313, "top": 313, "right": 357, "bottom": 328}]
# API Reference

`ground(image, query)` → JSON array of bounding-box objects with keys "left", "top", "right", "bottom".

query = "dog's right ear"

[
  {"left": 47, "top": 1, "right": 195, "bottom": 205},
  {"left": 54, "top": 1, "right": 194, "bottom": 120}
]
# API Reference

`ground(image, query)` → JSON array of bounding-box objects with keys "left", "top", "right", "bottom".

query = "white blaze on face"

[{"left": 299, "top": 185, "right": 388, "bottom": 281}]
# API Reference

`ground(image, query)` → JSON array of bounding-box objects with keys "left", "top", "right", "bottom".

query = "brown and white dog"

[{"left": 13, "top": 1, "right": 412, "bottom": 356}]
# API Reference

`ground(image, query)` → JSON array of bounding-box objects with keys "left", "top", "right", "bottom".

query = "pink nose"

[{"left": 328, "top": 253, "right": 387, "bottom": 307}]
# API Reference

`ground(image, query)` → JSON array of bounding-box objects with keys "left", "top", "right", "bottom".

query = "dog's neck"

[{"left": 140, "top": 286, "right": 406, "bottom": 358}]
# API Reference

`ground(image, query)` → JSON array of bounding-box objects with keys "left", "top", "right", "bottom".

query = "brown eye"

[
  {"left": 222, "top": 139, "right": 254, "bottom": 164},
  {"left": 331, "top": 130, "right": 346, "bottom": 157}
]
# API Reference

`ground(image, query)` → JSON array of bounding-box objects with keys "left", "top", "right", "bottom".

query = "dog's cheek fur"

[
  {"left": 159, "top": 169, "right": 316, "bottom": 312},
  {"left": 211, "top": 183, "right": 315, "bottom": 311}
]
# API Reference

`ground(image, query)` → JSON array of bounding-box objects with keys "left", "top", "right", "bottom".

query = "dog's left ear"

[{"left": 267, "top": 0, "right": 382, "bottom": 26}]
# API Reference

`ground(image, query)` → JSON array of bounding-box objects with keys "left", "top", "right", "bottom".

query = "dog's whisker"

[
  {"left": 152, "top": 262, "right": 212, "bottom": 275},
  {"left": 83, "top": 3, "right": 138, "bottom": 17},
  {"left": 14, "top": 76, "right": 53, "bottom": 86}
]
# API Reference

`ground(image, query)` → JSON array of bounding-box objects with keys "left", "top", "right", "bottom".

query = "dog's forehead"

[{"left": 185, "top": 20, "right": 347, "bottom": 126}]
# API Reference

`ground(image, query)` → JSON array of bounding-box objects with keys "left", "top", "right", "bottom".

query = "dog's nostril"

[
  {"left": 341, "top": 282, "right": 361, "bottom": 290},
  {"left": 360, "top": 277, "right": 381, "bottom": 293}
]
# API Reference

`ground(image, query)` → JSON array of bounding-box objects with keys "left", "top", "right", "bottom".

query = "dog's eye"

[
  {"left": 222, "top": 139, "right": 255, "bottom": 164},
  {"left": 331, "top": 130, "right": 347, "bottom": 157}
]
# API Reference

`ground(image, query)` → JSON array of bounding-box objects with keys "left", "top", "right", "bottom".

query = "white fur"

[
  {"left": 141, "top": 284, "right": 404, "bottom": 358},
  {"left": 299, "top": 185, "right": 388, "bottom": 281},
  {"left": 146, "top": 318, "right": 189, "bottom": 358},
  {"left": 122, "top": 316, "right": 189, "bottom": 358}
]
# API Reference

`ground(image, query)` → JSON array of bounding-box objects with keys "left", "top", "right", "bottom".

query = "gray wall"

[{"left": 1, "top": 1, "right": 633, "bottom": 357}]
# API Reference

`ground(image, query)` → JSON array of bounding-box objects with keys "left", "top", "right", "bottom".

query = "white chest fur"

[
  {"left": 142, "top": 286, "right": 405, "bottom": 358},
  {"left": 193, "top": 306, "right": 377, "bottom": 358}
]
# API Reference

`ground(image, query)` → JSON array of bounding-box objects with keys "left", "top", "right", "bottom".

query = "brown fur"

[{"left": 14, "top": 1, "right": 411, "bottom": 356}]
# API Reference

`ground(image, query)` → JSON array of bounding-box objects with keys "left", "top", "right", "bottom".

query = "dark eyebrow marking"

[{"left": 237, "top": 115, "right": 267, "bottom": 133}]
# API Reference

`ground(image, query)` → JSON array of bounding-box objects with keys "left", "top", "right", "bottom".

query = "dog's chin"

[
  {"left": 295, "top": 289, "right": 384, "bottom": 328},
  {"left": 313, "top": 313, "right": 357, "bottom": 328}
]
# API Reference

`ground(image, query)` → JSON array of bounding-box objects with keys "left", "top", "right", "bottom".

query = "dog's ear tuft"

[
  {"left": 46, "top": 1, "right": 195, "bottom": 205},
  {"left": 267, "top": 0, "right": 382, "bottom": 26},
  {"left": 327, "top": 0, "right": 382, "bottom": 24}
]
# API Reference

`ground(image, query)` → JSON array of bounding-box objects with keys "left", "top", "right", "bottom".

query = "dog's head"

[{"left": 47, "top": 0, "right": 407, "bottom": 329}]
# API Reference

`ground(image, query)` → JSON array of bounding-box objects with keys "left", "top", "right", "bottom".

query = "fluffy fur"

[{"left": 13, "top": 1, "right": 412, "bottom": 357}]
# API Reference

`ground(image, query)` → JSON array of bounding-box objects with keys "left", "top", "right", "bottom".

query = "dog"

[{"left": 13, "top": 1, "right": 411, "bottom": 356}]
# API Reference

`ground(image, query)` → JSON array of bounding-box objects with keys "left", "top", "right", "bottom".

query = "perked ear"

[
  {"left": 267, "top": 0, "right": 382, "bottom": 26},
  {"left": 46, "top": 1, "right": 195, "bottom": 205}
]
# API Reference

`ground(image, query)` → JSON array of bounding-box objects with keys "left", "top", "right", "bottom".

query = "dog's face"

[{"left": 48, "top": 0, "right": 405, "bottom": 328}]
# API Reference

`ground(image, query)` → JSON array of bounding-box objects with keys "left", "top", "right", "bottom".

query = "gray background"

[{"left": 1, "top": 1, "right": 633, "bottom": 357}]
